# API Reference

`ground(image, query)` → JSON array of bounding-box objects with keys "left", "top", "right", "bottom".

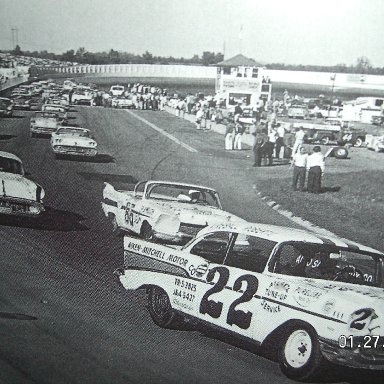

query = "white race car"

[
  {"left": 117, "top": 222, "right": 384, "bottom": 381},
  {"left": 366, "top": 134, "right": 384, "bottom": 153},
  {"left": 102, "top": 180, "right": 244, "bottom": 242},
  {"left": 30, "top": 111, "right": 64, "bottom": 137},
  {"left": 111, "top": 96, "right": 134, "bottom": 109},
  {"left": 50, "top": 126, "right": 98, "bottom": 158},
  {"left": 41, "top": 104, "right": 68, "bottom": 121},
  {"left": 0, "top": 151, "right": 45, "bottom": 216},
  {"left": 110, "top": 85, "right": 125, "bottom": 97}
]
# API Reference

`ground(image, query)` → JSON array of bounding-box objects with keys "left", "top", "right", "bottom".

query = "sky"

[{"left": 1, "top": 0, "right": 384, "bottom": 67}]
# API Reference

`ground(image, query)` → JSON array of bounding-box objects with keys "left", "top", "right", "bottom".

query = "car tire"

[
  {"left": 374, "top": 144, "right": 381, "bottom": 153},
  {"left": 147, "top": 287, "right": 178, "bottom": 328},
  {"left": 334, "top": 147, "right": 348, "bottom": 159},
  {"left": 141, "top": 222, "right": 154, "bottom": 240},
  {"left": 320, "top": 136, "right": 331, "bottom": 145},
  {"left": 278, "top": 322, "right": 326, "bottom": 381},
  {"left": 354, "top": 137, "right": 364, "bottom": 147}
]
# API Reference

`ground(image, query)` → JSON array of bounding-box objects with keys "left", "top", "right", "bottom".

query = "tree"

[
  {"left": 13, "top": 44, "right": 22, "bottom": 55},
  {"left": 142, "top": 50, "right": 154, "bottom": 64},
  {"left": 356, "top": 56, "right": 371, "bottom": 73}
]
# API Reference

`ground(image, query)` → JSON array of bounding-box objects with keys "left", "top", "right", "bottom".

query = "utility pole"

[{"left": 11, "top": 27, "right": 19, "bottom": 49}]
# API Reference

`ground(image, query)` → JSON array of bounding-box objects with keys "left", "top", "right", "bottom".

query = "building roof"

[{"left": 216, "top": 54, "right": 262, "bottom": 67}]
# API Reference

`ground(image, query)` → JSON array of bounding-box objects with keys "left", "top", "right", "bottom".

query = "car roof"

[
  {"left": 144, "top": 180, "right": 218, "bottom": 193},
  {"left": 0, "top": 151, "right": 22, "bottom": 163},
  {"left": 198, "top": 222, "right": 384, "bottom": 255}
]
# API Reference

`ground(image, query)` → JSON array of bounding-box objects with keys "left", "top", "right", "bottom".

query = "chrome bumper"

[{"left": 319, "top": 338, "right": 384, "bottom": 370}]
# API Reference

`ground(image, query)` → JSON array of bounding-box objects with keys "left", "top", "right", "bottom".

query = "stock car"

[
  {"left": 116, "top": 221, "right": 384, "bottom": 381},
  {"left": 0, "top": 151, "right": 45, "bottom": 216},
  {"left": 102, "top": 180, "right": 244, "bottom": 242},
  {"left": 50, "top": 126, "right": 97, "bottom": 158},
  {"left": 111, "top": 96, "right": 135, "bottom": 109},
  {"left": 30, "top": 111, "right": 64, "bottom": 137}
]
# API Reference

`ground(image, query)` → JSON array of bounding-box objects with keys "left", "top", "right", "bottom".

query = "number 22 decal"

[{"left": 199, "top": 267, "right": 259, "bottom": 330}]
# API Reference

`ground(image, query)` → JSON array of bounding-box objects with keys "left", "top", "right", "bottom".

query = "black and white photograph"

[{"left": 0, "top": 0, "right": 383, "bottom": 383}]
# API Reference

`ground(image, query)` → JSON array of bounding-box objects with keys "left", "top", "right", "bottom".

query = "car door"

[{"left": 190, "top": 232, "right": 276, "bottom": 340}]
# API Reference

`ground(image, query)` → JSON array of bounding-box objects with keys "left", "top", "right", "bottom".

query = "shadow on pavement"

[
  {"left": 56, "top": 153, "right": 115, "bottom": 163},
  {"left": 77, "top": 172, "right": 138, "bottom": 184},
  {"left": 0, "top": 134, "right": 18, "bottom": 140},
  {"left": 0, "top": 206, "right": 88, "bottom": 231}
]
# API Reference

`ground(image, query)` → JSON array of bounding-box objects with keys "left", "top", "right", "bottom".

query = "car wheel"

[
  {"left": 320, "top": 136, "right": 331, "bottom": 145},
  {"left": 278, "top": 323, "right": 326, "bottom": 381},
  {"left": 334, "top": 146, "right": 348, "bottom": 159},
  {"left": 147, "top": 287, "right": 178, "bottom": 328},
  {"left": 141, "top": 222, "right": 154, "bottom": 240},
  {"left": 354, "top": 137, "right": 364, "bottom": 147},
  {"left": 374, "top": 144, "right": 381, "bottom": 153}
]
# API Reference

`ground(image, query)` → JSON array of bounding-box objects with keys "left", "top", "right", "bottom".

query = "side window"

[
  {"left": 273, "top": 244, "right": 307, "bottom": 277},
  {"left": 190, "top": 232, "right": 231, "bottom": 264},
  {"left": 225, "top": 235, "right": 276, "bottom": 273}
]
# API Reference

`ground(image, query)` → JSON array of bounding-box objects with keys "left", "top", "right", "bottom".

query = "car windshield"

[
  {"left": 57, "top": 129, "right": 89, "bottom": 137},
  {"left": 0, "top": 156, "right": 23, "bottom": 175},
  {"left": 146, "top": 184, "right": 221, "bottom": 208},
  {"left": 272, "top": 242, "right": 384, "bottom": 288}
]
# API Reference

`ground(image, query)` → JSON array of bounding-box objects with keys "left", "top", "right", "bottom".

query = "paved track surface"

[{"left": 0, "top": 107, "right": 381, "bottom": 384}]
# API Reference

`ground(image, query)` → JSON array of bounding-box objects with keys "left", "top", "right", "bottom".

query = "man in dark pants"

[
  {"left": 307, "top": 146, "right": 325, "bottom": 193},
  {"left": 252, "top": 127, "right": 268, "bottom": 167}
]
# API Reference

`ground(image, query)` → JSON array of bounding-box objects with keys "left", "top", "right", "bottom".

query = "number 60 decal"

[{"left": 199, "top": 267, "right": 259, "bottom": 330}]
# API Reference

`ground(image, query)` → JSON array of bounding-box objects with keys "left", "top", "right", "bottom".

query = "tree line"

[{"left": 9, "top": 45, "right": 384, "bottom": 75}]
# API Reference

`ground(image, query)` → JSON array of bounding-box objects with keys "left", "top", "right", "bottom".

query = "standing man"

[
  {"left": 307, "top": 146, "right": 325, "bottom": 193},
  {"left": 195, "top": 107, "right": 204, "bottom": 130},
  {"left": 275, "top": 123, "right": 286, "bottom": 159},
  {"left": 251, "top": 123, "right": 268, "bottom": 166},
  {"left": 292, "top": 127, "right": 306, "bottom": 156},
  {"left": 234, "top": 121, "right": 245, "bottom": 150},
  {"left": 291, "top": 146, "right": 308, "bottom": 191},
  {"left": 225, "top": 117, "right": 236, "bottom": 150}
]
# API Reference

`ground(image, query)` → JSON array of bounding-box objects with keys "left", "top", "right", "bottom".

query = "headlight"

[
  {"left": 55, "top": 138, "right": 62, "bottom": 143},
  {"left": 348, "top": 308, "right": 377, "bottom": 332},
  {"left": 89, "top": 141, "right": 96, "bottom": 146}
]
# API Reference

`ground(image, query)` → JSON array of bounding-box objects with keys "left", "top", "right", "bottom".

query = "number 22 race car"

[{"left": 116, "top": 221, "right": 384, "bottom": 381}]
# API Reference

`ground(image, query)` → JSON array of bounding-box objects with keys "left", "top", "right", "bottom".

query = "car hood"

[
  {"left": 288, "top": 278, "right": 384, "bottom": 328},
  {"left": 0, "top": 172, "right": 42, "bottom": 201},
  {"left": 146, "top": 200, "right": 243, "bottom": 224}
]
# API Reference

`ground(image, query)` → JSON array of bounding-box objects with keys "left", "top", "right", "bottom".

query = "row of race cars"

[{"left": 1, "top": 79, "right": 384, "bottom": 382}]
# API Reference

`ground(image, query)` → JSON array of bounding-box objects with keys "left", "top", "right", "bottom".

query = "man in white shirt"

[
  {"left": 292, "top": 127, "right": 306, "bottom": 156},
  {"left": 306, "top": 146, "right": 325, "bottom": 193},
  {"left": 291, "top": 146, "right": 308, "bottom": 191}
]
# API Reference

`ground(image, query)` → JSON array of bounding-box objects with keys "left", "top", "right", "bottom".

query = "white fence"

[{"left": 50, "top": 64, "right": 384, "bottom": 91}]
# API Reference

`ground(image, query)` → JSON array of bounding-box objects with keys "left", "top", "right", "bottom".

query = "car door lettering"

[
  {"left": 199, "top": 267, "right": 259, "bottom": 330},
  {"left": 199, "top": 266, "right": 229, "bottom": 319},
  {"left": 226, "top": 274, "right": 259, "bottom": 329}
]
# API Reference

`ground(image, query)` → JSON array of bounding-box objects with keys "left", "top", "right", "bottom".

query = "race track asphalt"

[{"left": 0, "top": 107, "right": 381, "bottom": 384}]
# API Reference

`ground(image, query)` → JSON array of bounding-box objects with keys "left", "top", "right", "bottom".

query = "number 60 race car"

[
  {"left": 101, "top": 180, "right": 244, "bottom": 243},
  {"left": 116, "top": 222, "right": 384, "bottom": 381}
]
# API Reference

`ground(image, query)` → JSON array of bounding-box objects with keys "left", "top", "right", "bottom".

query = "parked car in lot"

[
  {"left": 318, "top": 105, "right": 342, "bottom": 118},
  {"left": 0, "top": 151, "right": 45, "bottom": 216},
  {"left": 0, "top": 97, "right": 14, "bottom": 117},
  {"left": 110, "top": 85, "right": 125, "bottom": 97},
  {"left": 117, "top": 221, "right": 384, "bottom": 381},
  {"left": 366, "top": 134, "right": 384, "bottom": 152},
  {"left": 12, "top": 95, "right": 31, "bottom": 110},
  {"left": 288, "top": 105, "right": 310, "bottom": 119},
  {"left": 371, "top": 115, "right": 384, "bottom": 126},
  {"left": 50, "top": 126, "right": 98, "bottom": 158},
  {"left": 337, "top": 128, "right": 366, "bottom": 147},
  {"left": 101, "top": 180, "right": 244, "bottom": 242},
  {"left": 30, "top": 111, "right": 63, "bottom": 137}
]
